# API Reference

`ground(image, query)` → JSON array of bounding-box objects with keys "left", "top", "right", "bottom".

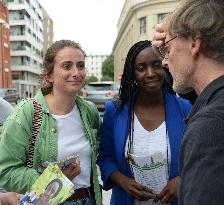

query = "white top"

[
  {"left": 52, "top": 105, "right": 91, "bottom": 189},
  {"left": 126, "top": 114, "right": 171, "bottom": 205}
]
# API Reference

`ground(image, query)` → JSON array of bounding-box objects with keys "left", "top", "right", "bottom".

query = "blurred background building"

[
  {"left": 5, "top": 0, "right": 53, "bottom": 98},
  {"left": 0, "top": 0, "right": 12, "bottom": 88},
  {"left": 113, "top": 0, "right": 180, "bottom": 81},
  {"left": 42, "top": 6, "right": 53, "bottom": 56},
  {"left": 85, "top": 54, "right": 108, "bottom": 81},
  {"left": 7, "top": 0, "right": 43, "bottom": 98}
]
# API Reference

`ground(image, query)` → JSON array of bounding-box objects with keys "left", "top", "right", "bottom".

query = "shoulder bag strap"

[{"left": 26, "top": 99, "right": 42, "bottom": 168}]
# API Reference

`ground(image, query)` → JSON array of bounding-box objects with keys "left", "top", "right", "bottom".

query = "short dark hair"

[{"left": 45, "top": 179, "right": 63, "bottom": 198}]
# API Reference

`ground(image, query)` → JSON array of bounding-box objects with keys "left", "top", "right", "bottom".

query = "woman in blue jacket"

[{"left": 97, "top": 40, "right": 192, "bottom": 205}]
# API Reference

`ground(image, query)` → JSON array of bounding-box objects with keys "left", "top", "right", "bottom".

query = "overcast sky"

[{"left": 39, "top": 0, "right": 125, "bottom": 55}]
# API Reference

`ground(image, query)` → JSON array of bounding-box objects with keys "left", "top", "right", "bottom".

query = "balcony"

[
  {"left": 8, "top": 1, "right": 43, "bottom": 30},
  {"left": 10, "top": 34, "right": 43, "bottom": 52},
  {"left": 11, "top": 64, "right": 41, "bottom": 75},
  {"left": 10, "top": 49, "right": 42, "bottom": 64}
]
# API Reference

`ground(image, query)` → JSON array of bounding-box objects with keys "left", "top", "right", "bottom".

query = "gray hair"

[{"left": 164, "top": 0, "right": 224, "bottom": 64}]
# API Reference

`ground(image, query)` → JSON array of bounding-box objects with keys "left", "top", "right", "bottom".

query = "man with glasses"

[{"left": 152, "top": 0, "right": 224, "bottom": 205}]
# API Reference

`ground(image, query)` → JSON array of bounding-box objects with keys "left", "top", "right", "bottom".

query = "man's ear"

[{"left": 191, "top": 37, "right": 201, "bottom": 58}]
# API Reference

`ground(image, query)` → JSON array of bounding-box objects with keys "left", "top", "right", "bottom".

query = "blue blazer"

[{"left": 97, "top": 92, "right": 192, "bottom": 205}]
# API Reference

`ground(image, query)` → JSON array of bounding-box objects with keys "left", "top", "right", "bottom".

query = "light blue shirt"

[{"left": 0, "top": 97, "right": 13, "bottom": 126}]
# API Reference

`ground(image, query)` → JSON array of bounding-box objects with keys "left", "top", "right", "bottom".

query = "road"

[
  {"left": 102, "top": 189, "right": 112, "bottom": 205},
  {"left": 98, "top": 166, "right": 111, "bottom": 204}
]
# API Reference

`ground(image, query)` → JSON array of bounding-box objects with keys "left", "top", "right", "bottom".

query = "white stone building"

[
  {"left": 113, "top": 0, "right": 180, "bottom": 81},
  {"left": 85, "top": 54, "right": 108, "bottom": 81}
]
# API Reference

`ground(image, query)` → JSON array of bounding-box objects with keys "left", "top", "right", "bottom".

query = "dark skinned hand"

[
  {"left": 120, "top": 177, "right": 156, "bottom": 201},
  {"left": 153, "top": 176, "right": 179, "bottom": 204}
]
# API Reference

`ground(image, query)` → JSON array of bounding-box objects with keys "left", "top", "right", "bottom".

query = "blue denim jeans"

[{"left": 61, "top": 197, "right": 94, "bottom": 205}]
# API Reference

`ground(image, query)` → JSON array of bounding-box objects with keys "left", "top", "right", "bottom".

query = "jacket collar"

[
  {"left": 34, "top": 90, "right": 50, "bottom": 114},
  {"left": 34, "top": 90, "right": 83, "bottom": 115},
  {"left": 186, "top": 75, "right": 224, "bottom": 122}
]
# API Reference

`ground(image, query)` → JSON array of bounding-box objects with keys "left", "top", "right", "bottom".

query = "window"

[
  {"left": 157, "top": 13, "right": 168, "bottom": 23},
  {"left": 139, "top": 17, "right": 146, "bottom": 34}
]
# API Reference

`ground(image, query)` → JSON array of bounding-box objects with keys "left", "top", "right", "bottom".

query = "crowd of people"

[{"left": 0, "top": 0, "right": 224, "bottom": 204}]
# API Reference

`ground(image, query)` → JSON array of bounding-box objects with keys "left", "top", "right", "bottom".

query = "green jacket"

[{"left": 0, "top": 90, "right": 102, "bottom": 205}]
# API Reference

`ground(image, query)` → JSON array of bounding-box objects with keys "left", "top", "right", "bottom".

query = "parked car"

[
  {"left": 0, "top": 88, "right": 20, "bottom": 104},
  {"left": 81, "top": 81, "right": 120, "bottom": 111}
]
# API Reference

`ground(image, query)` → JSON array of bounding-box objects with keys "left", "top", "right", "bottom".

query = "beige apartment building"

[
  {"left": 42, "top": 7, "right": 54, "bottom": 56},
  {"left": 113, "top": 0, "right": 180, "bottom": 81}
]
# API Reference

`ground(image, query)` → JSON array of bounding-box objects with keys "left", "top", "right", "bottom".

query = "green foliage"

[
  {"left": 101, "top": 55, "right": 114, "bottom": 80},
  {"left": 101, "top": 75, "right": 113, "bottom": 81},
  {"left": 85, "top": 75, "right": 98, "bottom": 85}
]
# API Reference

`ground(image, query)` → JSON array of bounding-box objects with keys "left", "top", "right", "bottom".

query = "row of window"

[{"left": 139, "top": 13, "right": 168, "bottom": 34}]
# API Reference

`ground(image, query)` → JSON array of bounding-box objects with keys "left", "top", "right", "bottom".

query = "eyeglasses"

[{"left": 157, "top": 36, "right": 178, "bottom": 59}]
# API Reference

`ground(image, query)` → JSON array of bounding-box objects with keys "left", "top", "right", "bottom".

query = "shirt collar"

[{"left": 186, "top": 75, "right": 224, "bottom": 122}]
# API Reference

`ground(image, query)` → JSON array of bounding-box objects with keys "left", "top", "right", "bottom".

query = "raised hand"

[
  {"left": 152, "top": 23, "right": 167, "bottom": 58},
  {"left": 152, "top": 23, "right": 167, "bottom": 47}
]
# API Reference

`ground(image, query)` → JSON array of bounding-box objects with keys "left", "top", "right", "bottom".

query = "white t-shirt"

[
  {"left": 52, "top": 105, "right": 91, "bottom": 189},
  {"left": 125, "top": 114, "right": 171, "bottom": 205}
]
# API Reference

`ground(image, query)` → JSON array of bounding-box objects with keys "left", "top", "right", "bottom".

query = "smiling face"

[
  {"left": 134, "top": 47, "right": 164, "bottom": 94},
  {"left": 45, "top": 182, "right": 60, "bottom": 198},
  {"left": 46, "top": 47, "right": 86, "bottom": 96},
  {"left": 40, "top": 181, "right": 60, "bottom": 203}
]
